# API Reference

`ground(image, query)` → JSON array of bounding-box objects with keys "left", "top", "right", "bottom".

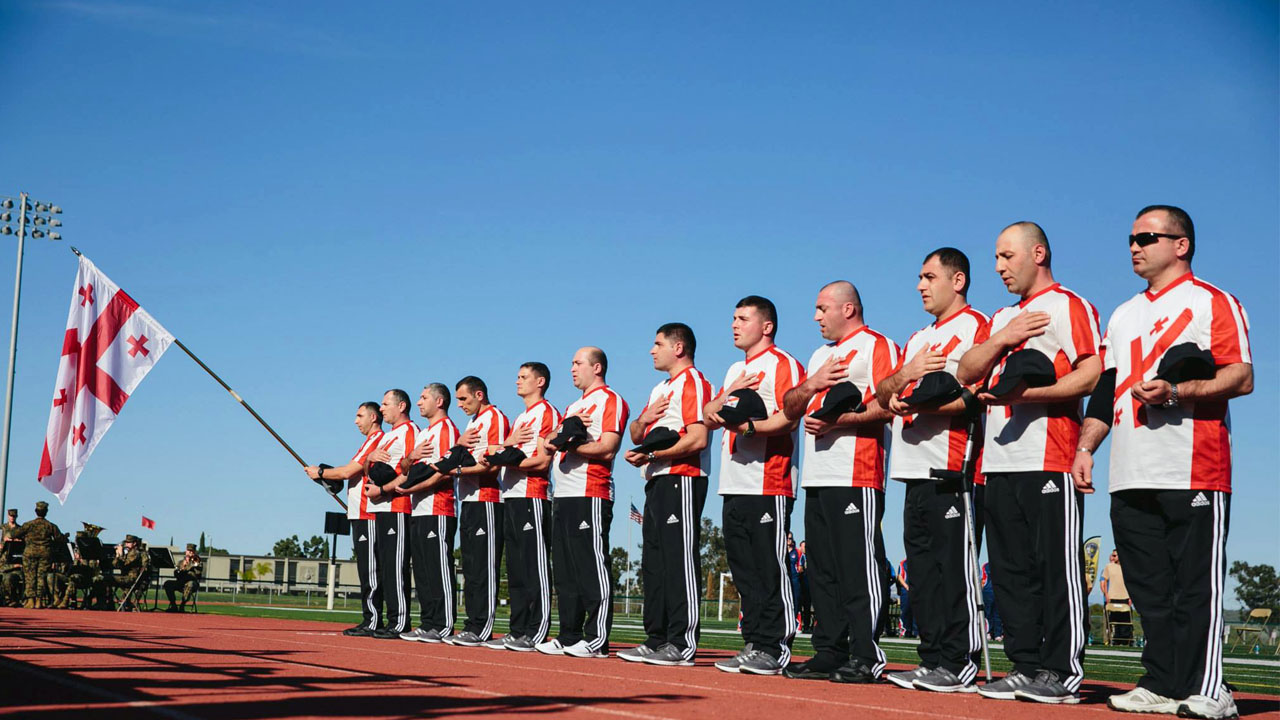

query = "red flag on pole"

[
  {"left": 38, "top": 254, "right": 174, "bottom": 503},
  {"left": 141, "top": 516, "right": 155, "bottom": 530}
]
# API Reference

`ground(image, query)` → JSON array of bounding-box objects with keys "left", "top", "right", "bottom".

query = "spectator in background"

[
  {"left": 786, "top": 536, "right": 801, "bottom": 626},
  {"left": 798, "top": 541, "right": 812, "bottom": 633},
  {"left": 896, "top": 559, "right": 917, "bottom": 638},
  {"left": 982, "top": 562, "right": 1003, "bottom": 641},
  {"left": 1100, "top": 549, "right": 1133, "bottom": 643}
]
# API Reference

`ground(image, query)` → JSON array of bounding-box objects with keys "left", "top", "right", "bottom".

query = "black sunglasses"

[{"left": 1129, "top": 232, "right": 1183, "bottom": 247}]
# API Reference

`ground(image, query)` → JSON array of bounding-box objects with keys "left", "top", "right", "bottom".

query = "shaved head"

[
  {"left": 1000, "top": 221, "right": 1052, "bottom": 265},
  {"left": 821, "top": 280, "right": 862, "bottom": 310}
]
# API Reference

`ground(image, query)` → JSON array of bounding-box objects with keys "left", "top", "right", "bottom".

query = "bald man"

[
  {"left": 958, "top": 222, "right": 1101, "bottom": 704},
  {"left": 782, "top": 281, "right": 898, "bottom": 683}
]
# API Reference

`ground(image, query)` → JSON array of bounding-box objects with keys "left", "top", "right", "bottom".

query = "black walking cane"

[{"left": 929, "top": 403, "right": 992, "bottom": 682}]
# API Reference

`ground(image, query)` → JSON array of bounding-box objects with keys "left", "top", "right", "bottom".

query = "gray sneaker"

[
  {"left": 420, "top": 629, "right": 445, "bottom": 644},
  {"left": 641, "top": 643, "right": 695, "bottom": 667},
  {"left": 913, "top": 667, "right": 977, "bottom": 693},
  {"left": 714, "top": 643, "right": 753, "bottom": 673},
  {"left": 1014, "top": 670, "right": 1080, "bottom": 704},
  {"left": 450, "top": 631, "right": 484, "bottom": 647},
  {"left": 738, "top": 649, "right": 784, "bottom": 676},
  {"left": 399, "top": 627, "right": 434, "bottom": 642},
  {"left": 506, "top": 636, "right": 537, "bottom": 652},
  {"left": 617, "top": 644, "right": 658, "bottom": 663},
  {"left": 886, "top": 666, "right": 933, "bottom": 690},
  {"left": 483, "top": 635, "right": 509, "bottom": 650},
  {"left": 978, "top": 670, "right": 1036, "bottom": 700}
]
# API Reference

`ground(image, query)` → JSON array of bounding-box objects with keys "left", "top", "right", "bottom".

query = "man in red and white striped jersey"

[
  {"left": 1073, "top": 205, "right": 1252, "bottom": 719},
  {"left": 704, "top": 296, "right": 806, "bottom": 676},
  {"left": 361, "top": 389, "right": 419, "bottom": 639},
  {"left": 620, "top": 323, "right": 713, "bottom": 667},
  {"left": 388, "top": 383, "right": 460, "bottom": 644},
  {"left": 537, "top": 347, "right": 629, "bottom": 659},
  {"left": 958, "top": 222, "right": 1101, "bottom": 704},
  {"left": 449, "top": 376, "right": 510, "bottom": 647},
  {"left": 304, "top": 401, "right": 384, "bottom": 637},
  {"left": 782, "top": 281, "right": 899, "bottom": 684},
  {"left": 490, "top": 362, "right": 561, "bottom": 651},
  {"left": 877, "top": 249, "right": 991, "bottom": 693}
]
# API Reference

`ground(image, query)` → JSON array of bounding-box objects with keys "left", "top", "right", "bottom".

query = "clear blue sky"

[{"left": 1, "top": 1, "right": 1275, "bottom": 604}]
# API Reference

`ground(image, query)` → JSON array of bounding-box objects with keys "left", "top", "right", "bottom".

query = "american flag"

[{"left": 629, "top": 503, "right": 643, "bottom": 525}]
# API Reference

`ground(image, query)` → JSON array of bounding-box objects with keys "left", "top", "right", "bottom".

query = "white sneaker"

[
  {"left": 1107, "top": 686, "right": 1179, "bottom": 714},
  {"left": 563, "top": 640, "right": 606, "bottom": 658},
  {"left": 535, "top": 638, "right": 566, "bottom": 655},
  {"left": 1177, "top": 685, "right": 1238, "bottom": 719}
]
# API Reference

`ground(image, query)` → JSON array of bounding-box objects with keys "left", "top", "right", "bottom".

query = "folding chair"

[
  {"left": 1230, "top": 608, "right": 1272, "bottom": 652},
  {"left": 1104, "top": 601, "right": 1135, "bottom": 646}
]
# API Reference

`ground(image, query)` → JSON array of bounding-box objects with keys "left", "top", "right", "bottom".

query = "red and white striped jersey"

[
  {"left": 1101, "top": 273, "right": 1251, "bottom": 493},
  {"left": 717, "top": 345, "right": 806, "bottom": 497},
  {"left": 640, "top": 366, "right": 715, "bottom": 481},
  {"left": 889, "top": 306, "right": 991, "bottom": 481},
  {"left": 553, "top": 385, "right": 630, "bottom": 500},
  {"left": 345, "top": 429, "right": 385, "bottom": 520},
  {"left": 459, "top": 405, "right": 510, "bottom": 504},
  {"left": 801, "top": 326, "right": 900, "bottom": 490},
  {"left": 501, "top": 399, "right": 562, "bottom": 500},
  {"left": 365, "top": 420, "right": 418, "bottom": 514},
  {"left": 410, "top": 416, "right": 461, "bottom": 517},
  {"left": 982, "top": 283, "right": 1101, "bottom": 474}
]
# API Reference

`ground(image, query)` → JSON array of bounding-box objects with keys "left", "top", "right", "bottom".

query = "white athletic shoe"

[
  {"left": 535, "top": 638, "right": 566, "bottom": 656},
  {"left": 563, "top": 640, "right": 606, "bottom": 659},
  {"left": 1176, "top": 685, "right": 1238, "bottom": 719},
  {"left": 1107, "top": 686, "right": 1180, "bottom": 714}
]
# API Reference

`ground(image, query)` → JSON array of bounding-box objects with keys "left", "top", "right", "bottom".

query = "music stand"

[
  {"left": 146, "top": 548, "right": 176, "bottom": 610},
  {"left": 323, "top": 512, "right": 349, "bottom": 610}
]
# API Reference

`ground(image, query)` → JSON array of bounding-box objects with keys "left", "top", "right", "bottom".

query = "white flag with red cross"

[{"left": 38, "top": 255, "right": 173, "bottom": 502}]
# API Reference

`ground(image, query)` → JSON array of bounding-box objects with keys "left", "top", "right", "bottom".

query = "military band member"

[{"left": 165, "top": 543, "right": 203, "bottom": 612}]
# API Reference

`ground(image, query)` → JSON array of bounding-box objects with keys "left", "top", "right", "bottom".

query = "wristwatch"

[
  {"left": 1163, "top": 383, "right": 1180, "bottom": 408},
  {"left": 317, "top": 467, "right": 325, "bottom": 480},
  {"left": 647, "top": 452, "right": 656, "bottom": 463}
]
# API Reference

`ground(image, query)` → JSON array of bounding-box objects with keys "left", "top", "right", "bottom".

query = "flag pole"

[{"left": 67, "top": 247, "right": 345, "bottom": 510}]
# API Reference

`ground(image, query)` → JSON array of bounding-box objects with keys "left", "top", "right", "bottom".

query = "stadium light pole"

[{"left": 0, "top": 192, "right": 64, "bottom": 514}]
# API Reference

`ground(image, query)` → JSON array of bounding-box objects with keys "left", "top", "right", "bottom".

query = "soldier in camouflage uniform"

[
  {"left": 10, "top": 501, "right": 63, "bottom": 609},
  {"left": 112, "top": 534, "right": 150, "bottom": 610},
  {"left": 0, "top": 509, "right": 21, "bottom": 606},
  {"left": 61, "top": 525, "right": 109, "bottom": 609},
  {"left": 164, "top": 543, "right": 203, "bottom": 612}
]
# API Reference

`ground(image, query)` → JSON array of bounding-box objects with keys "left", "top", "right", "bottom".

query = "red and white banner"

[{"left": 38, "top": 255, "right": 173, "bottom": 502}]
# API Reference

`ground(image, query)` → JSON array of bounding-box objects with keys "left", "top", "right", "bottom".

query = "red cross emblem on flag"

[{"left": 38, "top": 256, "right": 174, "bottom": 503}]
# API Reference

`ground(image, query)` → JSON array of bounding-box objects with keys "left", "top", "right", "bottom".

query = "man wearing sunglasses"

[
  {"left": 1073, "top": 205, "right": 1252, "bottom": 720},
  {"left": 957, "top": 222, "right": 1101, "bottom": 704}
]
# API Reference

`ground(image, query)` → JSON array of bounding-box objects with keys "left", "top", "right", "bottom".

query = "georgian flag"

[{"left": 38, "top": 255, "right": 173, "bottom": 502}]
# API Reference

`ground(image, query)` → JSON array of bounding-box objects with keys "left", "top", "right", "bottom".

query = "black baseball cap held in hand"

[
  {"left": 314, "top": 463, "right": 344, "bottom": 495},
  {"left": 405, "top": 462, "right": 436, "bottom": 485},
  {"left": 1155, "top": 342, "right": 1215, "bottom": 385},
  {"left": 368, "top": 462, "right": 398, "bottom": 488},
  {"left": 718, "top": 389, "right": 768, "bottom": 425},
  {"left": 987, "top": 349, "right": 1057, "bottom": 397},
  {"left": 901, "top": 372, "right": 963, "bottom": 409},
  {"left": 549, "top": 415, "right": 591, "bottom": 450},
  {"left": 430, "top": 445, "right": 479, "bottom": 475},
  {"left": 630, "top": 426, "right": 680, "bottom": 455},
  {"left": 484, "top": 447, "right": 528, "bottom": 466},
  {"left": 809, "top": 382, "right": 866, "bottom": 419}
]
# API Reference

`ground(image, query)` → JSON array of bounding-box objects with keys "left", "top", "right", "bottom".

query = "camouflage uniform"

[
  {"left": 112, "top": 536, "right": 150, "bottom": 607},
  {"left": 11, "top": 502, "right": 63, "bottom": 608},
  {"left": 164, "top": 544, "right": 203, "bottom": 610},
  {"left": 0, "top": 559, "right": 22, "bottom": 606}
]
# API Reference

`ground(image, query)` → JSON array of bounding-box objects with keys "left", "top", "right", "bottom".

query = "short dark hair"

[
  {"left": 657, "top": 322, "right": 697, "bottom": 360},
  {"left": 1137, "top": 204, "right": 1195, "bottom": 261},
  {"left": 586, "top": 348, "right": 608, "bottom": 378},
  {"left": 425, "top": 383, "right": 451, "bottom": 408},
  {"left": 456, "top": 376, "right": 488, "bottom": 399},
  {"left": 736, "top": 295, "right": 778, "bottom": 336},
  {"left": 520, "top": 362, "right": 551, "bottom": 390},
  {"left": 925, "top": 247, "right": 971, "bottom": 294},
  {"left": 1003, "top": 220, "right": 1052, "bottom": 265},
  {"left": 359, "top": 401, "right": 383, "bottom": 424},
  {"left": 386, "top": 389, "right": 411, "bottom": 413}
]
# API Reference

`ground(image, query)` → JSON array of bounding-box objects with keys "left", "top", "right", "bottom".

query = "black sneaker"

[
  {"left": 829, "top": 660, "right": 877, "bottom": 684},
  {"left": 783, "top": 660, "right": 834, "bottom": 680},
  {"left": 371, "top": 628, "right": 402, "bottom": 640},
  {"left": 978, "top": 670, "right": 1035, "bottom": 700},
  {"left": 343, "top": 625, "right": 374, "bottom": 637},
  {"left": 1014, "top": 670, "right": 1080, "bottom": 704}
]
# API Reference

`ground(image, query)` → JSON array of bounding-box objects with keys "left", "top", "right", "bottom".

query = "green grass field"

[{"left": 186, "top": 596, "right": 1280, "bottom": 696}]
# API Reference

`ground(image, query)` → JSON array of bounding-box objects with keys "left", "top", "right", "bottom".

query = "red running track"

[{"left": 0, "top": 610, "right": 1276, "bottom": 720}]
